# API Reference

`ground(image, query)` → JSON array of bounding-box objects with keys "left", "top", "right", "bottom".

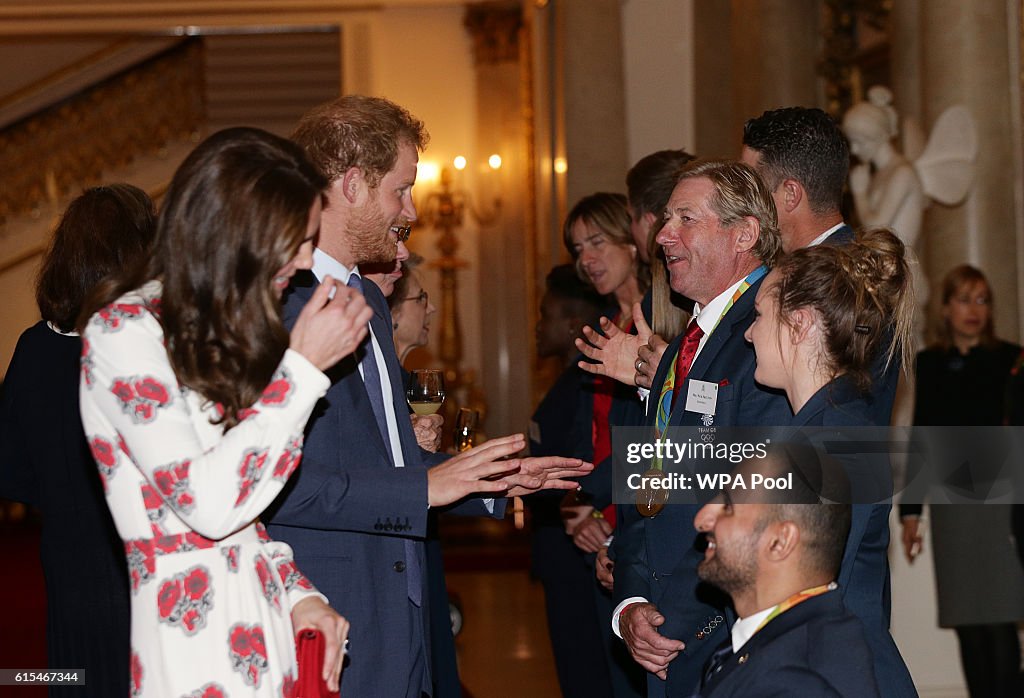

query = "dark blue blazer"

[
  {"left": 790, "top": 379, "right": 918, "bottom": 698},
  {"left": 267, "top": 270, "right": 498, "bottom": 697},
  {"left": 699, "top": 591, "right": 881, "bottom": 698},
  {"left": 526, "top": 363, "right": 593, "bottom": 545},
  {"left": 611, "top": 276, "right": 792, "bottom": 697},
  {"left": 526, "top": 363, "right": 620, "bottom": 697}
]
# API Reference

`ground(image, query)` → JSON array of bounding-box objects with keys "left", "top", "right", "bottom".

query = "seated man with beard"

[{"left": 692, "top": 445, "right": 887, "bottom": 697}]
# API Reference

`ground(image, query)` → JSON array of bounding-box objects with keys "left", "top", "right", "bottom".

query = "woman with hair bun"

[
  {"left": 744, "top": 228, "right": 918, "bottom": 696},
  {"left": 745, "top": 228, "right": 914, "bottom": 419}
]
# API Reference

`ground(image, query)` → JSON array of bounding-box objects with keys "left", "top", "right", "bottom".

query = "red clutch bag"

[{"left": 294, "top": 629, "right": 339, "bottom": 698}]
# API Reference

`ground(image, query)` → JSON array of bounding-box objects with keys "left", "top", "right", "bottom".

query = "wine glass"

[
  {"left": 454, "top": 408, "right": 480, "bottom": 452},
  {"left": 407, "top": 369, "right": 446, "bottom": 415}
]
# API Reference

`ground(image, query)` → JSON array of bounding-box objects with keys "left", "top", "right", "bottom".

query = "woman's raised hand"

[{"left": 290, "top": 275, "right": 374, "bottom": 370}]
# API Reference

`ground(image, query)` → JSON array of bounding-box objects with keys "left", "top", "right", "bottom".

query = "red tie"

[{"left": 670, "top": 321, "right": 704, "bottom": 410}]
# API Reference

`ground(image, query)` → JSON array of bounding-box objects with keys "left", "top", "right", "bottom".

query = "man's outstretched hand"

[{"left": 426, "top": 434, "right": 592, "bottom": 506}]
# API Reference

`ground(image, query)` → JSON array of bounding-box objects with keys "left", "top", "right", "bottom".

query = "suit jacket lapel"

[
  {"left": 363, "top": 281, "right": 423, "bottom": 469},
  {"left": 789, "top": 390, "right": 825, "bottom": 427},
  {"left": 702, "top": 592, "right": 840, "bottom": 695},
  {"left": 648, "top": 332, "right": 685, "bottom": 428},
  {"left": 286, "top": 271, "right": 400, "bottom": 465},
  {"left": 666, "top": 277, "right": 762, "bottom": 427},
  {"left": 687, "top": 277, "right": 761, "bottom": 381}
]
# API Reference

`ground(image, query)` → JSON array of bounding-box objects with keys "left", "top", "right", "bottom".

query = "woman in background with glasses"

[
  {"left": 899, "top": 264, "right": 1024, "bottom": 698},
  {"left": 387, "top": 253, "right": 437, "bottom": 364}
]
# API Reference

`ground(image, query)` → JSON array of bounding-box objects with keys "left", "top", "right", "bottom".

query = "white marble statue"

[{"left": 842, "top": 86, "right": 977, "bottom": 343}]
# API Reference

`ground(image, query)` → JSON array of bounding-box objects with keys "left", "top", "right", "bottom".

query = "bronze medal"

[{"left": 636, "top": 468, "right": 669, "bottom": 517}]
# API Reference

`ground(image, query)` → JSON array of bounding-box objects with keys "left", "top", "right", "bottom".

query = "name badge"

[{"left": 684, "top": 379, "right": 718, "bottom": 415}]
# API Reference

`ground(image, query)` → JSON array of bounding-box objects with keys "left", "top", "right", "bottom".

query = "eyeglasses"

[
  {"left": 390, "top": 224, "right": 412, "bottom": 242},
  {"left": 403, "top": 290, "right": 429, "bottom": 304}
]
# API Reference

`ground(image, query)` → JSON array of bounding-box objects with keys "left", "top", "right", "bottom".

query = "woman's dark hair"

[
  {"left": 37, "top": 184, "right": 156, "bottom": 332},
  {"left": 388, "top": 253, "right": 425, "bottom": 311},
  {"left": 544, "top": 263, "right": 605, "bottom": 319},
  {"left": 770, "top": 228, "right": 914, "bottom": 393},
  {"left": 80, "top": 127, "right": 327, "bottom": 429},
  {"left": 934, "top": 264, "right": 996, "bottom": 350},
  {"left": 561, "top": 192, "right": 650, "bottom": 296}
]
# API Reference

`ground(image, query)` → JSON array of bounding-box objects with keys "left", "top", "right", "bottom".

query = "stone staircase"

[{"left": 0, "top": 29, "right": 342, "bottom": 376}]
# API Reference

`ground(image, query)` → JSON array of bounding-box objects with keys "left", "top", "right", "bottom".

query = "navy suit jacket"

[
  {"left": 700, "top": 591, "right": 881, "bottom": 698},
  {"left": 611, "top": 275, "right": 793, "bottom": 696},
  {"left": 267, "top": 270, "right": 498, "bottom": 697},
  {"left": 789, "top": 380, "right": 917, "bottom": 698}
]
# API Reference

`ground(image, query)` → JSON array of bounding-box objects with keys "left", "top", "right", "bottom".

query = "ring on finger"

[{"left": 635, "top": 358, "right": 645, "bottom": 372}]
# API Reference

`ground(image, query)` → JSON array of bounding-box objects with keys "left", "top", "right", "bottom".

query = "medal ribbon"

[
  {"left": 755, "top": 581, "right": 837, "bottom": 633},
  {"left": 650, "top": 265, "right": 767, "bottom": 470}
]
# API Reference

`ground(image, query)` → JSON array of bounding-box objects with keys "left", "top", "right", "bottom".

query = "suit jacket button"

[{"left": 394, "top": 561, "right": 406, "bottom": 573}]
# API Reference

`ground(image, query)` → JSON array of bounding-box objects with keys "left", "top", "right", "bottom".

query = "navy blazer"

[
  {"left": 610, "top": 276, "right": 793, "bottom": 697},
  {"left": 790, "top": 379, "right": 918, "bottom": 698},
  {"left": 267, "top": 270, "right": 498, "bottom": 697},
  {"left": 700, "top": 591, "right": 881, "bottom": 698}
]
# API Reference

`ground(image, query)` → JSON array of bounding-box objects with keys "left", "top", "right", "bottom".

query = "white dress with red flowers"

[{"left": 79, "top": 281, "right": 330, "bottom": 698}]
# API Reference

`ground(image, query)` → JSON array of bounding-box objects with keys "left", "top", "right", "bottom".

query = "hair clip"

[{"left": 854, "top": 325, "right": 871, "bottom": 335}]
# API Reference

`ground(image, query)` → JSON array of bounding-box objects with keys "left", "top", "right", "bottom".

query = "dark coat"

[
  {"left": 789, "top": 378, "right": 918, "bottom": 697},
  {"left": 0, "top": 322, "right": 130, "bottom": 697},
  {"left": 700, "top": 591, "right": 881, "bottom": 698},
  {"left": 267, "top": 271, "right": 500, "bottom": 697},
  {"left": 611, "top": 276, "right": 793, "bottom": 697}
]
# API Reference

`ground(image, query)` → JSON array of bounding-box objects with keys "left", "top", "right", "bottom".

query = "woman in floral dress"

[{"left": 78, "top": 128, "right": 372, "bottom": 697}]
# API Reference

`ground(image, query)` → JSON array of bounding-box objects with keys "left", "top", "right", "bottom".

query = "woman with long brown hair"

[
  {"left": 78, "top": 128, "right": 369, "bottom": 696},
  {"left": 560, "top": 192, "right": 649, "bottom": 698}
]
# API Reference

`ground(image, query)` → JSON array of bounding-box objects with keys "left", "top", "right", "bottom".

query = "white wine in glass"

[{"left": 407, "top": 369, "right": 445, "bottom": 415}]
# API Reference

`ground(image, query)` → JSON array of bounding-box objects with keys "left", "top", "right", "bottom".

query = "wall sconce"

[{"left": 416, "top": 155, "right": 503, "bottom": 385}]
